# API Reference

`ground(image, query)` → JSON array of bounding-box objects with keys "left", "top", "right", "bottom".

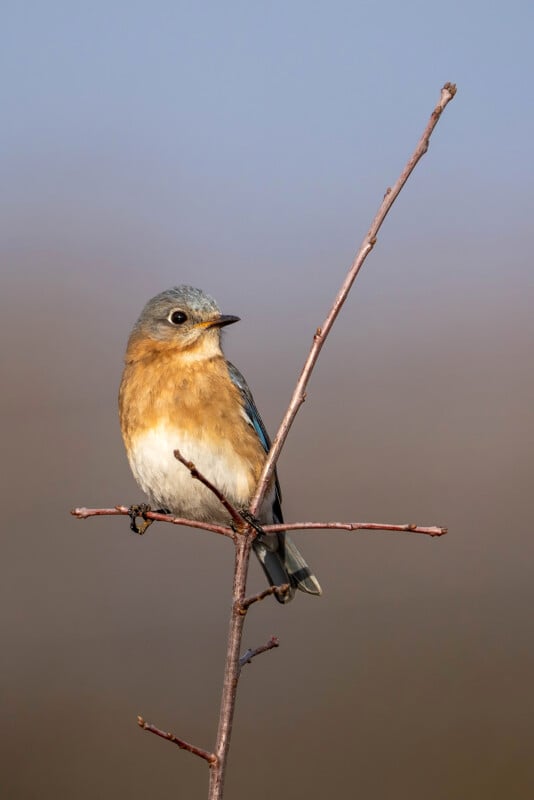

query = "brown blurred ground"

[{"left": 1, "top": 206, "right": 533, "bottom": 799}]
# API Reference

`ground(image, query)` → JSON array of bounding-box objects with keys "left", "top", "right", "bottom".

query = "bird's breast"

[
  {"left": 128, "top": 423, "right": 259, "bottom": 522},
  {"left": 119, "top": 351, "right": 267, "bottom": 523}
]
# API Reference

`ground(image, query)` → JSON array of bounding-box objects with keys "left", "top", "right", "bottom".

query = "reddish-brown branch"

[
  {"left": 240, "top": 584, "right": 290, "bottom": 613},
  {"left": 250, "top": 82, "right": 457, "bottom": 517},
  {"left": 209, "top": 535, "right": 252, "bottom": 799},
  {"left": 137, "top": 716, "right": 216, "bottom": 764},
  {"left": 174, "top": 449, "right": 246, "bottom": 531},
  {"left": 262, "top": 522, "right": 447, "bottom": 537},
  {"left": 70, "top": 506, "right": 235, "bottom": 539},
  {"left": 70, "top": 83, "right": 456, "bottom": 800},
  {"left": 239, "top": 636, "right": 280, "bottom": 669},
  {"left": 71, "top": 507, "right": 446, "bottom": 539}
]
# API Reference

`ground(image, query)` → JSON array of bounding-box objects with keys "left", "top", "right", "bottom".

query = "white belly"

[{"left": 128, "top": 423, "right": 260, "bottom": 524}]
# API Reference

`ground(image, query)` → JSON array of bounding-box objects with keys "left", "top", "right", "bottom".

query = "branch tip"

[
  {"left": 241, "top": 583, "right": 291, "bottom": 612},
  {"left": 239, "top": 636, "right": 280, "bottom": 669},
  {"left": 261, "top": 521, "right": 447, "bottom": 537},
  {"left": 138, "top": 715, "right": 216, "bottom": 764}
]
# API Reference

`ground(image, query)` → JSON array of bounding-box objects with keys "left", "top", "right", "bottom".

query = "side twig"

[
  {"left": 262, "top": 522, "right": 447, "bottom": 537},
  {"left": 174, "top": 449, "right": 246, "bottom": 531},
  {"left": 71, "top": 505, "right": 235, "bottom": 539},
  {"left": 250, "top": 82, "right": 457, "bottom": 517},
  {"left": 240, "top": 584, "right": 291, "bottom": 613},
  {"left": 137, "top": 716, "right": 217, "bottom": 764},
  {"left": 239, "top": 636, "right": 280, "bottom": 669}
]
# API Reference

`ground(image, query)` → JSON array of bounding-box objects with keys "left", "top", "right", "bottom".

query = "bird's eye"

[{"left": 169, "top": 309, "right": 188, "bottom": 325}]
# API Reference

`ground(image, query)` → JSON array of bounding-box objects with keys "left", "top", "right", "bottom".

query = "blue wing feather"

[{"left": 227, "top": 361, "right": 283, "bottom": 522}]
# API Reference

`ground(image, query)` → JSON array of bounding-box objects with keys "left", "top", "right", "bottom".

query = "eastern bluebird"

[{"left": 119, "top": 285, "right": 321, "bottom": 603}]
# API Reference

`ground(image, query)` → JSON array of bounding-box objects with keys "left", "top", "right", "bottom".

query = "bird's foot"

[
  {"left": 128, "top": 503, "right": 153, "bottom": 535},
  {"left": 237, "top": 509, "right": 265, "bottom": 536}
]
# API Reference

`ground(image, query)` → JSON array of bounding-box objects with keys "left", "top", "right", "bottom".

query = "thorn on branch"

[
  {"left": 137, "top": 716, "right": 217, "bottom": 765},
  {"left": 239, "top": 636, "right": 280, "bottom": 669}
]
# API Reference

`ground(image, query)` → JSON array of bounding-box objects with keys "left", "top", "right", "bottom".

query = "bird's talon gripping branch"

[
  {"left": 128, "top": 503, "right": 153, "bottom": 535},
  {"left": 237, "top": 509, "right": 264, "bottom": 536}
]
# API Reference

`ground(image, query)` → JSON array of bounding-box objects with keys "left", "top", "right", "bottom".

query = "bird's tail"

[{"left": 253, "top": 533, "right": 322, "bottom": 604}]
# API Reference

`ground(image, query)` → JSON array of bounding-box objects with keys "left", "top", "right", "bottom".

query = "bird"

[{"left": 119, "top": 285, "right": 321, "bottom": 603}]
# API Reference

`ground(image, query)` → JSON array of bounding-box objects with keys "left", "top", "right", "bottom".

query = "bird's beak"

[{"left": 196, "top": 314, "right": 240, "bottom": 330}]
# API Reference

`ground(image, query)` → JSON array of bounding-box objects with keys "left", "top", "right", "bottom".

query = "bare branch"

[
  {"left": 250, "top": 82, "right": 457, "bottom": 516},
  {"left": 262, "top": 522, "right": 448, "bottom": 537},
  {"left": 72, "top": 508, "right": 445, "bottom": 539},
  {"left": 239, "top": 636, "right": 280, "bottom": 669},
  {"left": 71, "top": 84, "right": 456, "bottom": 800},
  {"left": 209, "top": 535, "right": 252, "bottom": 798},
  {"left": 71, "top": 506, "right": 235, "bottom": 539},
  {"left": 174, "top": 449, "right": 247, "bottom": 531},
  {"left": 240, "top": 584, "right": 291, "bottom": 613},
  {"left": 137, "top": 716, "right": 217, "bottom": 765}
]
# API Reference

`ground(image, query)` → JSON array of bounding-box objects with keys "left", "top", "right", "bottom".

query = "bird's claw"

[
  {"left": 128, "top": 503, "right": 153, "bottom": 535},
  {"left": 237, "top": 509, "right": 264, "bottom": 536}
]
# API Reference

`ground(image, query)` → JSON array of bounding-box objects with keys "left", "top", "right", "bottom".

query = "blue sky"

[{"left": 2, "top": 1, "right": 532, "bottom": 298}]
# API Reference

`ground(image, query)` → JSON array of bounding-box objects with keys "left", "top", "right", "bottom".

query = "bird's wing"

[{"left": 226, "top": 361, "right": 283, "bottom": 522}]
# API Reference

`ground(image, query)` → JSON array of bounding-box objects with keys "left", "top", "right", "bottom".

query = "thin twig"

[
  {"left": 250, "top": 82, "right": 457, "bottom": 517},
  {"left": 239, "top": 636, "right": 280, "bottom": 669},
  {"left": 174, "top": 449, "right": 247, "bottom": 530},
  {"left": 71, "top": 508, "right": 446, "bottom": 539},
  {"left": 70, "top": 506, "right": 235, "bottom": 539},
  {"left": 240, "top": 584, "right": 291, "bottom": 613},
  {"left": 262, "top": 522, "right": 448, "bottom": 537},
  {"left": 137, "top": 716, "right": 217, "bottom": 764}
]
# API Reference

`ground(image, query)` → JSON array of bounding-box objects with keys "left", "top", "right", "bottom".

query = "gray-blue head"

[{"left": 128, "top": 285, "right": 240, "bottom": 353}]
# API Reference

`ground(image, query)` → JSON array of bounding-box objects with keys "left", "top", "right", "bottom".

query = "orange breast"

[{"left": 119, "top": 342, "right": 267, "bottom": 490}]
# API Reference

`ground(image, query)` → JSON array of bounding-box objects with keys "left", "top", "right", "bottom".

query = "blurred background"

[{"left": 2, "top": 1, "right": 533, "bottom": 798}]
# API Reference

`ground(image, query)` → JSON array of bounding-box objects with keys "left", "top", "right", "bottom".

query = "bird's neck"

[{"left": 125, "top": 332, "right": 223, "bottom": 365}]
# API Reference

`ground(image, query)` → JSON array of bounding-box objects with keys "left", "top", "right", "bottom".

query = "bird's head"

[{"left": 126, "top": 286, "right": 240, "bottom": 361}]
